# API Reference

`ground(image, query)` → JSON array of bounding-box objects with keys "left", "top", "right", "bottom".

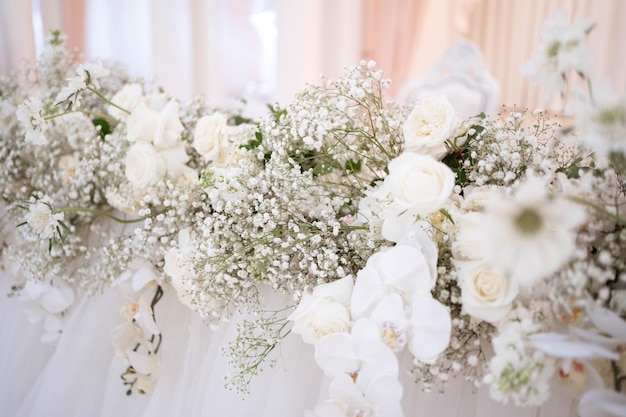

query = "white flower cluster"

[
  {"left": 1, "top": 10, "right": 625, "bottom": 415},
  {"left": 292, "top": 229, "right": 450, "bottom": 416}
]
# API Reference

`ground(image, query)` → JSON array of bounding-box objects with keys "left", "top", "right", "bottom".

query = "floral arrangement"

[{"left": 1, "top": 9, "right": 626, "bottom": 416}]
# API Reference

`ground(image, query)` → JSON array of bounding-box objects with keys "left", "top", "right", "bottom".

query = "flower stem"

[
  {"left": 53, "top": 207, "right": 145, "bottom": 224},
  {"left": 567, "top": 195, "right": 626, "bottom": 226},
  {"left": 87, "top": 86, "right": 131, "bottom": 115}
]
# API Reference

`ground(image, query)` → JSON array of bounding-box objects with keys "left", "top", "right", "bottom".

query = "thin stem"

[
  {"left": 45, "top": 108, "right": 119, "bottom": 123},
  {"left": 567, "top": 195, "right": 626, "bottom": 226},
  {"left": 54, "top": 207, "right": 145, "bottom": 224},
  {"left": 87, "top": 86, "right": 131, "bottom": 115}
]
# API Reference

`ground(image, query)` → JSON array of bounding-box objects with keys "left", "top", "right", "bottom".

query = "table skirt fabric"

[{"left": 1, "top": 276, "right": 578, "bottom": 417}]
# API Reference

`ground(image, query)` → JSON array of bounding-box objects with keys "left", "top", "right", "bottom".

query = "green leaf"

[
  {"left": 240, "top": 130, "right": 263, "bottom": 151},
  {"left": 345, "top": 159, "right": 362, "bottom": 174},
  {"left": 267, "top": 104, "right": 287, "bottom": 123},
  {"left": 92, "top": 118, "right": 112, "bottom": 140},
  {"left": 231, "top": 115, "right": 256, "bottom": 126},
  {"left": 456, "top": 168, "right": 467, "bottom": 185},
  {"left": 439, "top": 208, "right": 455, "bottom": 224},
  {"left": 312, "top": 162, "right": 332, "bottom": 176}
]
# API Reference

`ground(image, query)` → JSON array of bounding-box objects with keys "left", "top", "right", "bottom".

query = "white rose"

[
  {"left": 125, "top": 142, "right": 166, "bottom": 188},
  {"left": 193, "top": 113, "right": 231, "bottom": 165},
  {"left": 403, "top": 94, "right": 462, "bottom": 159},
  {"left": 289, "top": 276, "right": 354, "bottom": 345},
  {"left": 109, "top": 83, "right": 144, "bottom": 120},
  {"left": 153, "top": 100, "right": 184, "bottom": 150},
  {"left": 289, "top": 296, "right": 352, "bottom": 345},
  {"left": 384, "top": 152, "right": 455, "bottom": 216},
  {"left": 458, "top": 261, "right": 518, "bottom": 323},
  {"left": 127, "top": 103, "right": 160, "bottom": 143},
  {"left": 159, "top": 142, "right": 197, "bottom": 185}
]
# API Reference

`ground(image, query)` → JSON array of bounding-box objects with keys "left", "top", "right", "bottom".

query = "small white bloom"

[
  {"left": 522, "top": 9, "right": 594, "bottom": 96},
  {"left": 24, "top": 195, "right": 64, "bottom": 239},
  {"left": 16, "top": 96, "right": 48, "bottom": 144},
  {"left": 125, "top": 142, "right": 167, "bottom": 188},
  {"left": 457, "top": 261, "right": 519, "bottom": 323},
  {"left": 567, "top": 82, "right": 626, "bottom": 158},
  {"left": 403, "top": 94, "right": 462, "bottom": 159}
]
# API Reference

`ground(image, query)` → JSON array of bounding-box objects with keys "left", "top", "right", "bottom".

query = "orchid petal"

[
  {"left": 529, "top": 332, "right": 618, "bottom": 360},
  {"left": 315, "top": 333, "right": 359, "bottom": 378},
  {"left": 313, "top": 275, "right": 354, "bottom": 306},
  {"left": 39, "top": 284, "right": 74, "bottom": 314},
  {"left": 587, "top": 304, "right": 626, "bottom": 340},
  {"left": 409, "top": 295, "right": 451, "bottom": 363},
  {"left": 579, "top": 388, "right": 626, "bottom": 417}
]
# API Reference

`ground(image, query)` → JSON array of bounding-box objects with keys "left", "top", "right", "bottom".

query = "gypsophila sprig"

[{"left": 222, "top": 306, "right": 293, "bottom": 395}]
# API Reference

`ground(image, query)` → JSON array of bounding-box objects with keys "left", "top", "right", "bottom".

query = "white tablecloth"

[{"left": 0, "top": 277, "right": 578, "bottom": 417}]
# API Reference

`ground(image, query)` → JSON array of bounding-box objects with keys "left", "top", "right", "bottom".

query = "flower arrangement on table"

[{"left": 1, "top": 9, "right": 625, "bottom": 416}]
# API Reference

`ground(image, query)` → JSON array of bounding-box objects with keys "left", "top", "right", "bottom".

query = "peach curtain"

[
  {"left": 361, "top": 0, "right": 426, "bottom": 96},
  {"left": 466, "top": 0, "right": 626, "bottom": 111}
]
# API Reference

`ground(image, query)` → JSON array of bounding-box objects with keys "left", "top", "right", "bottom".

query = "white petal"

[
  {"left": 370, "top": 293, "right": 408, "bottom": 327},
  {"left": 587, "top": 304, "right": 626, "bottom": 340},
  {"left": 409, "top": 295, "right": 451, "bottom": 363},
  {"left": 126, "top": 350, "right": 154, "bottom": 375},
  {"left": 351, "top": 267, "right": 385, "bottom": 318},
  {"left": 39, "top": 284, "right": 74, "bottom": 314},
  {"left": 378, "top": 245, "right": 432, "bottom": 294},
  {"left": 132, "top": 265, "right": 156, "bottom": 292},
  {"left": 381, "top": 209, "right": 416, "bottom": 243},
  {"left": 529, "top": 332, "right": 618, "bottom": 360},
  {"left": 396, "top": 226, "right": 439, "bottom": 286},
  {"left": 315, "top": 333, "right": 360, "bottom": 378},
  {"left": 328, "top": 374, "right": 366, "bottom": 407},
  {"left": 579, "top": 389, "right": 626, "bottom": 417},
  {"left": 313, "top": 275, "right": 354, "bottom": 306},
  {"left": 363, "top": 374, "right": 404, "bottom": 413}
]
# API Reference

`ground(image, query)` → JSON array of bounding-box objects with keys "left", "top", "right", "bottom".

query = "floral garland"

[{"left": 1, "top": 9, "right": 625, "bottom": 416}]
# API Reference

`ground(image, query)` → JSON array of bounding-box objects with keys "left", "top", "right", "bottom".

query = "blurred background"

[{"left": 0, "top": 0, "right": 625, "bottom": 113}]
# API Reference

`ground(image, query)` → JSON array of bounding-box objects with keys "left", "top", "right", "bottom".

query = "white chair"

[{"left": 396, "top": 40, "right": 500, "bottom": 118}]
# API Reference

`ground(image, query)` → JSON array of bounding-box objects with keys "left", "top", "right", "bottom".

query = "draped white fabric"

[{"left": 1, "top": 277, "right": 580, "bottom": 417}]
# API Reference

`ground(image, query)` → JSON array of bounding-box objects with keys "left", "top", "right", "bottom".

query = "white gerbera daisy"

[
  {"left": 567, "top": 81, "right": 626, "bottom": 159},
  {"left": 476, "top": 176, "right": 586, "bottom": 288}
]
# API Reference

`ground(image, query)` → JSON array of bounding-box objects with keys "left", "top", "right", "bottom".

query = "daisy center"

[
  {"left": 514, "top": 208, "right": 543, "bottom": 235},
  {"left": 547, "top": 41, "right": 561, "bottom": 58},
  {"left": 596, "top": 105, "right": 625, "bottom": 128}
]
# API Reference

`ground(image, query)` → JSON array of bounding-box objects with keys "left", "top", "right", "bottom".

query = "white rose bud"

[
  {"left": 385, "top": 152, "right": 455, "bottom": 216},
  {"left": 127, "top": 103, "right": 160, "bottom": 143},
  {"left": 125, "top": 142, "right": 166, "bottom": 188},
  {"left": 403, "top": 94, "right": 462, "bottom": 159},
  {"left": 108, "top": 84, "right": 144, "bottom": 120},
  {"left": 153, "top": 100, "right": 184, "bottom": 150},
  {"left": 289, "top": 276, "right": 354, "bottom": 345},
  {"left": 193, "top": 113, "right": 231, "bottom": 165},
  {"left": 289, "top": 296, "right": 352, "bottom": 345},
  {"left": 458, "top": 261, "right": 518, "bottom": 323}
]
